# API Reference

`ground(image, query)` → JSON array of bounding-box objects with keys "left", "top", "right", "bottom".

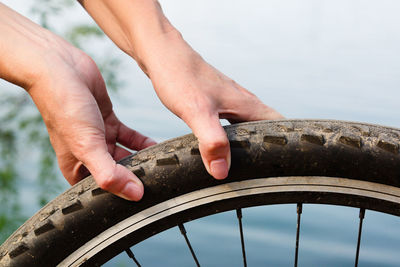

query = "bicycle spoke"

[
  {"left": 178, "top": 223, "right": 200, "bottom": 267},
  {"left": 294, "top": 203, "right": 303, "bottom": 267},
  {"left": 125, "top": 248, "right": 141, "bottom": 267},
  {"left": 354, "top": 208, "right": 365, "bottom": 267},
  {"left": 236, "top": 209, "right": 247, "bottom": 267}
]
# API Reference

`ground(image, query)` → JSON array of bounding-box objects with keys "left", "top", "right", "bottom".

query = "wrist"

[
  {"left": 133, "top": 28, "right": 187, "bottom": 75},
  {"left": 0, "top": 3, "right": 75, "bottom": 91},
  {"left": 79, "top": 0, "right": 179, "bottom": 73},
  {"left": 24, "top": 35, "right": 80, "bottom": 94}
]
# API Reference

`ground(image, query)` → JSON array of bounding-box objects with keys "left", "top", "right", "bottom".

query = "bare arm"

[
  {"left": 0, "top": 3, "right": 156, "bottom": 200},
  {"left": 79, "top": 0, "right": 283, "bottom": 179},
  {"left": 0, "top": 2, "right": 55, "bottom": 88},
  {"left": 77, "top": 0, "right": 173, "bottom": 67}
]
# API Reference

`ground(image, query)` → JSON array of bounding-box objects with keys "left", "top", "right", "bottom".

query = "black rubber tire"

[{"left": 1, "top": 120, "right": 400, "bottom": 267}]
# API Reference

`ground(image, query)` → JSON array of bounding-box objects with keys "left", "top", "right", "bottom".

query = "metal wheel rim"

[{"left": 59, "top": 176, "right": 400, "bottom": 266}]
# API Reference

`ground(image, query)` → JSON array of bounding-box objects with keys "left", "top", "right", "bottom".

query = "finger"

[
  {"left": 78, "top": 145, "right": 144, "bottom": 201},
  {"left": 106, "top": 143, "right": 131, "bottom": 161},
  {"left": 117, "top": 122, "right": 157, "bottom": 151},
  {"left": 226, "top": 106, "right": 283, "bottom": 124},
  {"left": 113, "top": 145, "right": 132, "bottom": 161},
  {"left": 186, "top": 113, "right": 230, "bottom": 180},
  {"left": 57, "top": 151, "right": 90, "bottom": 185},
  {"left": 72, "top": 161, "right": 90, "bottom": 182},
  {"left": 223, "top": 86, "right": 285, "bottom": 123},
  {"left": 244, "top": 103, "right": 284, "bottom": 121}
]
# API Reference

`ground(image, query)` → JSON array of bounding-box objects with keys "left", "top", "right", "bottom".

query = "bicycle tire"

[{"left": 1, "top": 119, "right": 400, "bottom": 266}]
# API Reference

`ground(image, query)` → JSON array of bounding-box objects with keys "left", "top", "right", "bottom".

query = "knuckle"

[
  {"left": 92, "top": 162, "right": 118, "bottom": 191},
  {"left": 97, "top": 173, "right": 115, "bottom": 191},
  {"left": 202, "top": 138, "right": 229, "bottom": 154}
]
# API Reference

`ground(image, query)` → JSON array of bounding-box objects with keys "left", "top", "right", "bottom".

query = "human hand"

[
  {"left": 77, "top": 0, "right": 282, "bottom": 179},
  {"left": 28, "top": 42, "right": 156, "bottom": 201},
  {"left": 0, "top": 3, "right": 157, "bottom": 201},
  {"left": 143, "top": 32, "right": 283, "bottom": 179}
]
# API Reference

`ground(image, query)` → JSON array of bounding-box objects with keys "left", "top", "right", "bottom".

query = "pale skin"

[{"left": 0, "top": 1, "right": 283, "bottom": 201}]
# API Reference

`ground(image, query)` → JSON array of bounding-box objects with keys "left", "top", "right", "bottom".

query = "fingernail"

[
  {"left": 210, "top": 158, "right": 229, "bottom": 179},
  {"left": 120, "top": 181, "right": 143, "bottom": 201}
]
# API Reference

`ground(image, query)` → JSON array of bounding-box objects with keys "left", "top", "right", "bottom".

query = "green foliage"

[
  {"left": 30, "top": 0, "right": 74, "bottom": 29},
  {"left": 0, "top": 0, "right": 122, "bottom": 243},
  {"left": 66, "top": 25, "right": 104, "bottom": 48},
  {"left": 0, "top": 125, "right": 24, "bottom": 242}
]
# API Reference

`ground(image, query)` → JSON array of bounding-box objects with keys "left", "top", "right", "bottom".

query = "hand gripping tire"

[{"left": 1, "top": 120, "right": 400, "bottom": 266}]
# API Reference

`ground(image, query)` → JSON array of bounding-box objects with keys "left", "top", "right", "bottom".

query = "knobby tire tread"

[{"left": 1, "top": 119, "right": 400, "bottom": 266}]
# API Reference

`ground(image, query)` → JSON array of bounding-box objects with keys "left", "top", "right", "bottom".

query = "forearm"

[
  {"left": 78, "top": 0, "right": 185, "bottom": 74},
  {"left": 0, "top": 3, "right": 57, "bottom": 89},
  {"left": 79, "top": 0, "right": 283, "bottom": 181}
]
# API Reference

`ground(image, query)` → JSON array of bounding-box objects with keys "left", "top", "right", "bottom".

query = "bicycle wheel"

[{"left": 1, "top": 119, "right": 400, "bottom": 266}]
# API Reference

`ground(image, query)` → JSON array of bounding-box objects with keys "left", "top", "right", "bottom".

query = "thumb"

[
  {"left": 80, "top": 147, "right": 144, "bottom": 201},
  {"left": 187, "top": 113, "right": 231, "bottom": 180}
]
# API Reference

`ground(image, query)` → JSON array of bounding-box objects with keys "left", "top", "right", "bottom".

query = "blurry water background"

[{"left": 1, "top": 0, "right": 400, "bottom": 266}]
